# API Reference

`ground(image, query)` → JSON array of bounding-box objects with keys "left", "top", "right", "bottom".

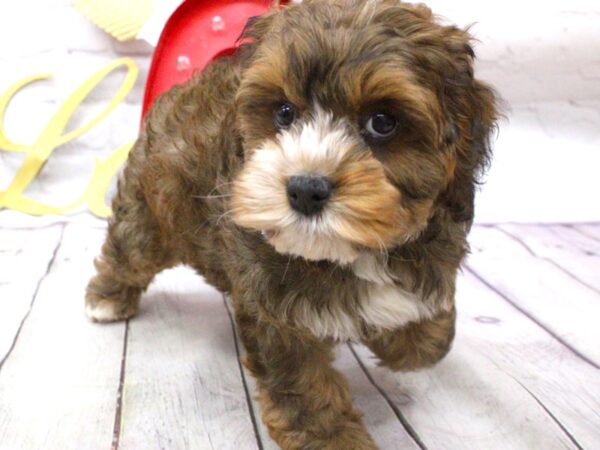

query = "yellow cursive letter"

[{"left": 0, "top": 58, "right": 138, "bottom": 217}]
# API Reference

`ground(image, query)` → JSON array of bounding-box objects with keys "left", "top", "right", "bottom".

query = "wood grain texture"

[
  {"left": 542, "top": 225, "right": 600, "bottom": 254},
  {"left": 0, "top": 223, "right": 599, "bottom": 449},
  {"left": 572, "top": 224, "right": 600, "bottom": 241},
  {"left": 351, "top": 302, "right": 579, "bottom": 450},
  {"left": 498, "top": 224, "right": 600, "bottom": 293},
  {"left": 232, "top": 345, "right": 278, "bottom": 450},
  {"left": 223, "top": 297, "right": 275, "bottom": 450},
  {"left": 0, "top": 224, "right": 125, "bottom": 450},
  {"left": 335, "top": 345, "right": 422, "bottom": 450},
  {"left": 118, "top": 266, "right": 260, "bottom": 450},
  {"left": 468, "top": 226, "right": 600, "bottom": 367},
  {"left": 0, "top": 225, "right": 63, "bottom": 364},
  {"left": 457, "top": 272, "right": 599, "bottom": 449}
]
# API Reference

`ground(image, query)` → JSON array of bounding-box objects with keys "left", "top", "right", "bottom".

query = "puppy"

[{"left": 86, "top": 0, "right": 498, "bottom": 448}]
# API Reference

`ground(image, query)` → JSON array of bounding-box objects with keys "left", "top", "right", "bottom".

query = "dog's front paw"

[
  {"left": 260, "top": 389, "right": 378, "bottom": 450},
  {"left": 310, "top": 419, "right": 378, "bottom": 450},
  {"left": 267, "top": 418, "right": 378, "bottom": 450}
]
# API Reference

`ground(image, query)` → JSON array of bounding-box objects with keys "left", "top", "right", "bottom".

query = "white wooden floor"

[{"left": 0, "top": 223, "right": 599, "bottom": 450}]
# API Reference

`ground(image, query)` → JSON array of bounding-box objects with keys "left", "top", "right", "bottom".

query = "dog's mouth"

[
  {"left": 257, "top": 219, "right": 362, "bottom": 265},
  {"left": 260, "top": 229, "right": 276, "bottom": 240}
]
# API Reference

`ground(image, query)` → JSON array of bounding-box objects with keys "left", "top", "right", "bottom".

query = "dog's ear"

[
  {"left": 434, "top": 36, "right": 498, "bottom": 227},
  {"left": 239, "top": 9, "right": 279, "bottom": 43},
  {"left": 442, "top": 75, "right": 498, "bottom": 227},
  {"left": 236, "top": 8, "right": 281, "bottom": 71},
  {"left": 391, "top": 6, "right": 499, "bottom": 226}
]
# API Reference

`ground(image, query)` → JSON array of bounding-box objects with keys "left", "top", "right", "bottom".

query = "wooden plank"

[
  {"left": 498, "top": 224, "right": 600, "bottom": 256},
  {"left": 351, "top": 278, "right": 582, "bottom": 449},
  {"left": 118, "top": 266, "right": 260, "bottom": 450},
  {"left": 0, "top": 224, "right": 125, "bottom": 450},
  {"left": 468, "top": 226, "right": 600, "bottom": 367},
  {"left": 541, "top": 225, "right": 600, "bottom": 254},
  {"left": 572, "top": 224, "right": 600, "bottom": 241},
  {"left": 456, "top": 271, "right": 600, "bottom": 449},
  {"left": 223, "top": 297, "right": 276, "bottom": 450},
  {"left": 0, "top": 225, "right": 63, "bottom": 364},
  {"left": 336, "top": 345, "right": 421, "bottom": 449},
  {"left": 498, "top": 224, "right": 600, "bottom": 293},
  {"left": 236, "top": 359, "right": 278, "bottom": 450}
]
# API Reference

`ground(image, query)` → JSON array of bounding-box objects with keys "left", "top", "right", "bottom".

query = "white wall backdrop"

[
  {"left": 0, "top": 0, "right": 599, "bottom": 225},
  {"left": 425, "top": 0, "right": 600, "bottom": 223}
]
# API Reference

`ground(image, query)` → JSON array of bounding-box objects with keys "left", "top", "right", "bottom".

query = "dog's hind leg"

[
  {"left": 85, "top": 153, "right": 175, "bottom": 322},
  {"left": 362, "top": 306, "right": 456, "bottom": 372}
]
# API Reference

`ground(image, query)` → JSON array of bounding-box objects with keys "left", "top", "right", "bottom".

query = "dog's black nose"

[{"left": 286, "top": 175, "right": 333, "bottom": 216}]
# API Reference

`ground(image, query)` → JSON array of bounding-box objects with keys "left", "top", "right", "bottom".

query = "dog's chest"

[{"left": 294, "top": 255, "right": 436, "bottom": 341}]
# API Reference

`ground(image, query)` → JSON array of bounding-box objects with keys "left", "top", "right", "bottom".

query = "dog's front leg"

[
  {"left": 363, "top": 307, "right": 456, "bottom": 372},
  {"left": 252, "top": 323, "right": 377, "bottom": 450}
]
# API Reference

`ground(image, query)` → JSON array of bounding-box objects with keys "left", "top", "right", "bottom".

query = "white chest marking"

[
  {"left": 359, "top": 283, "right": 436, "bottom": 333},
  {"left": 295, "top": 254, "right": 440, "bottom": 341}
]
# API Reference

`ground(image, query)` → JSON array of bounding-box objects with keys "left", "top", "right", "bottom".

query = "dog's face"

[{"left": 231, "top": 0, "right": 496, "bottom": 264}]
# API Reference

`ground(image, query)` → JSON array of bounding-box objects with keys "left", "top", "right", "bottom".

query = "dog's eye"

[
  {"left": 365, "top": 113, "right": 397, "bottom": 140},
  {"left": 274, "top": 103, "right": 297, "bottom": 129}
]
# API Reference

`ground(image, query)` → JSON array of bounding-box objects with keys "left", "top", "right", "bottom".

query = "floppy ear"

[
  {"left": 442, "top": 75, "right": 498, "bottom": 226},
  {"left": 375, "top": 2, "right": 499, "bottom": 225},
  {"left": 239, "top": 8, "right": 280, "bottom": 43},
  {"left": 235, "top": 7, "right": 282, "bottom": 76},
  {"left": 435, "top": 38, "right": 498, "bottom": 227},
  {"left": 402, "top": 11, "right": 499, "bottom": 226}
]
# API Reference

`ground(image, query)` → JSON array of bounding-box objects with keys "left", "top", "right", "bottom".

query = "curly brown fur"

[
  {"left": 85, "top": 1, "right": 498, "bottom": 448},
  {"left": 364, "top": 307, "right": 456, "bottom": 372}
]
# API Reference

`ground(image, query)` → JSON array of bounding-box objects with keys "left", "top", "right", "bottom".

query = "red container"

[{"left": 142, "top": 0, "right": 284, "bottom": 119}]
